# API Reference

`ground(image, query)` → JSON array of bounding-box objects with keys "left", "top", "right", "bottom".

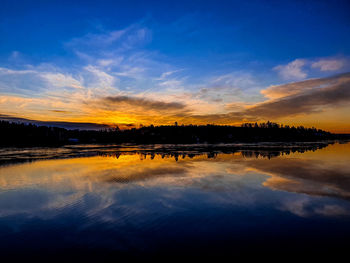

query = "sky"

[{"left": 0, "top": 0, "right": 350, "bottom": 132}]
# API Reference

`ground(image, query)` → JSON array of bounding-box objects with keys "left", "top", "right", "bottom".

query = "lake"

[{"left": 0, "top": 141, "right": 349, "bottom": 260}]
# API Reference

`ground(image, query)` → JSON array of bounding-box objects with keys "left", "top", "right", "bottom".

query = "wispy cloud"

[
  {"left": 40, "top": 72, "right": 83, "bottom": 89},
  {"left": 65, "top": 25, "right": 141, "bottom": 50},
  {"left": 66, "top": 23, "right": 181, "bottom": 93},
  {"left": 83, "top": 65, "right": 117, "bottom": 90},
  {"left": 157, "top": 69, "right": 185, "bottom": 80},
  {"left": 311, "top": 58, "right": 346, "bottom": 71},
  {"left": 273, "top": 56, "right": 349, "bottom": 80},
  {"left": 274, "top": 59, "right": 307, "bottom": 80}
]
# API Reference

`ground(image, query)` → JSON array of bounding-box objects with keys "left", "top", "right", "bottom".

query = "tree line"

[{"left": 0, "top": 120, "right": 340, "bottom": 146}]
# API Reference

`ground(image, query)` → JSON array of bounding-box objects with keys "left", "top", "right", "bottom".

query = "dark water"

[{"left": 0, "top": 142, "right": 350, "bottom": 260}]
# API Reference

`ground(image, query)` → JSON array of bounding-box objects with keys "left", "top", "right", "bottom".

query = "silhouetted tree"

[{"left": 0, "top": 120, "right": 341, "bottom": 147}]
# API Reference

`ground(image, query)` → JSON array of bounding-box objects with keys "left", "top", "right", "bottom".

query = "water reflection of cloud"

[
  {"left": 248, "top": 158, "right": 350, "bottom": 200},
  {"left": 100, "top": 166, "right": 189, "bottom": 183},
  {"left": 0, "top": 189, "right": 51, "bottom": 216},
  {"left": 278, "top": 197, "right": 350, "bottom": 217}
]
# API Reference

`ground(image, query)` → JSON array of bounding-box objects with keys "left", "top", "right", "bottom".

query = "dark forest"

[{"left": 1, "top": 120, "right": 346, "bottom": 147}]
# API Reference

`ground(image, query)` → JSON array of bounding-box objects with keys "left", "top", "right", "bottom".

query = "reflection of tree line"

[
  {"left": 1, "top": 120, "right": 345, "bottom": 146},
  {"left": 0, "top": 142, "right": 334, "bottom": 166},
  {"left": 98, "top": 143, "right": 331, "bottom": 161},
  {"left": 240, "top": 144, "right": 329, "bottom": 159}
]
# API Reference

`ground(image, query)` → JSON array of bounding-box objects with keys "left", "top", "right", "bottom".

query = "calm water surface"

[{"left": 0, "top": 142, "right": 350, "bottom": 259}]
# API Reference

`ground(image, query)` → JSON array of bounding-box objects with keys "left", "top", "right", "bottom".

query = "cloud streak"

[
  {"left": 248, "top": 72, "right": 350, "bottom": 118},
  {"left": 101, "top": 95, "right": 188, "bottom": 112},
  {"left": 245, "top": 74, "right": 350, "bottom": 118}
]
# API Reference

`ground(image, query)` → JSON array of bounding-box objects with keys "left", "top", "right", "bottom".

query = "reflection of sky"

[{"left": 0, "top": 142, "right": 350, "bottom": 255}]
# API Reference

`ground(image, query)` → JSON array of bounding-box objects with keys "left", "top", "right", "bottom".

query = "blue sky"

[{"left": 0, "top": 0, "right": 350, "bottom": 131}]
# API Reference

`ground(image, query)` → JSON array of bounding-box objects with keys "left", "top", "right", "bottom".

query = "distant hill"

[
  {"left": 0, "top": 114, "right": 110, "bottom": 130},
  {"left": 1, "top": 120, "right": 346, "bottom": 147}
]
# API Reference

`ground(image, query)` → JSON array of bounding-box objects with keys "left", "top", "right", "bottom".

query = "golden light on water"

[{"left": 1, "top": 142, "right": 349, "bottom": 211}]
